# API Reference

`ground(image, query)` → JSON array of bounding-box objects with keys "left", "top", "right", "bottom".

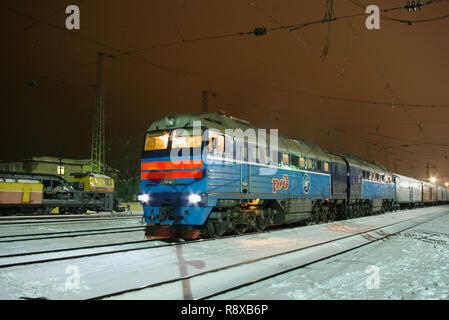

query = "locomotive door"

[{"left": 239, "top": 143, "right": 251, "bottom": 194}]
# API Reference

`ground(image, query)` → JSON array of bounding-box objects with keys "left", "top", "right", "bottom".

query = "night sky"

[{"left": 1, "top": 0, "right": 448, "bottom": 182}]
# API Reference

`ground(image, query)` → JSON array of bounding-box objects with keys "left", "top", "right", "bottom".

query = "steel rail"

[
  {"left": 0, "top": 227, "right": 145, "bottom": 244},
  {"left": 0, "top": 225, "right": 144, "bottom": 239},
  {"left": 89, "top": 210, "right": 444, "bottom": 300}
]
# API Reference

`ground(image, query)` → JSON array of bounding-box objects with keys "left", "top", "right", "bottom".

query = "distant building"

[{"left": 0, "top": 156, "right": 117, "bottom": 183}]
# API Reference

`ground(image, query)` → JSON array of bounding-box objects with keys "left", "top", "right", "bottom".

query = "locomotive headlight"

[
  {"left": 188, "top": 194, "right": 201, "bottom": 204},
  {"left": 137, "top": 194, "right": 150, "bottom": 203}
]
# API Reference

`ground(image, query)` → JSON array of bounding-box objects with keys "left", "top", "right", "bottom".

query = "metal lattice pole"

[{"left": 91, "top": 52, "right": 105, "bottom": 174}]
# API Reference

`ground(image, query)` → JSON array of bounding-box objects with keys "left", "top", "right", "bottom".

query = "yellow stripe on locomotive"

[
  {"left": 0, "top": 180, "right": 43, "bottom": 205},
  {"left": 71, "top": 173, "right": 115, "bottom": 192}
]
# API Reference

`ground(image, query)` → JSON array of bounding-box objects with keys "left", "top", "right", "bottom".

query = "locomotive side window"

[
  {"left": 291, "top": 155, "right": 299, "bottom": 167},
  {"left": 316, "top": 160, "right": 322, "bottom": 171},
  {"left": 282, "top": 153, "right": 290, "bottom": 165},
  {"left": 324, "top": 162, "right": 329, "bottom": 172},
  {"left": 307, "top": 158, "right": 314, "bottom": 170},
  {"left": 364, "top": 171, "right": 370, "bottom": 179},
  {"left": 277, "top": 152, "right": 283, "bottom": 166},
  {"left": 300, "top": 157, "right": 306, "bottom": 168},
  {"left": 144, "top": 131, "right": 170, "bottom": 151},
  {"left": 208, "top": 132, "right": 225, "bottom": 153}
]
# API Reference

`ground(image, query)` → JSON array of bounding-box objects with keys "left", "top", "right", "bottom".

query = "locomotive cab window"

[
  {"left": 172, "top": 129, "right": 203, "bottom": 149},
  {"left": 144, "top": 131, "right": 170, "bottom": 151}
]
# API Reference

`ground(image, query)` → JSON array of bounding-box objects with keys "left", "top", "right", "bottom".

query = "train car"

[
  {"left": 138, "top": 112, "right": 443, "bottom": 240},
  {"left": 0, "top": 178, "right": 43, "bottom": 213},
  {"left": 71, "top": 172, "right": 115, "bottom": 192},
  {"left": 393, "top": 174, "right": 423, "bottom": 209},
  {"left": 422, "top": 181, "right": 438, "bottom": 205},
  {"left": 446, "top": 187, "right": 449, "bottom": 202},
  {"left": 342, "top": 155, "right": 395, "bottom": 215},
  {"left": 437, "top": 185, "right": 448, "bottom": 204},
  {"left": 0, "top": 172, "right": 123, "bottom": 214},
  {"left": 139, "top": 113, "right": 336, "bottom": 239},
  {"left": 430, "top": 183, "right": 438, "bottom": 204}
]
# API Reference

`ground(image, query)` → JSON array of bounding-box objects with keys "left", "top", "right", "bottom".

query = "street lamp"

[{"left": 430, "top": 177, "right": 437, "bottom": 184}]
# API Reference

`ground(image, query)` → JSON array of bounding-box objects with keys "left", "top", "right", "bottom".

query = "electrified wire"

[{"left": 14, "top": 0, "right": 87, "bottom": 36}]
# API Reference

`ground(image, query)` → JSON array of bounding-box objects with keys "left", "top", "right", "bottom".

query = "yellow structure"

[
  {"left": 0, "top": 180, "right": 43, "bottom": 204},
  {"left": 72, "top": 173, "right": 114, "bottom": 192}
]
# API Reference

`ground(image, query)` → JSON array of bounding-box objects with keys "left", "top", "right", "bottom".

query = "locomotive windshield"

[
  {"left": 172, "top": 129, "right": 202, "bottom": 149},
  {"left": 144, "top": 128, "right": 203, "bottom": 152},
  {"left": 144, "top": 131, "right": 170, "bottom": 151}
]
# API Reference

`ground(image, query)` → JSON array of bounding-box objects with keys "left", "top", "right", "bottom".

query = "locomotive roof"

[
  {"left": 71, "top": 172, "right": 111, "bottom": 179},
  {"left": 0, "top": 171, "right": 74, "bottom": 189},
  {"left": 344, "top": 154, "right": 392, "bottom": 175},
  {"left": 393, "top": 173, "right": 422, "bottom": 183},
  {"left": 147, "top": 113, "right": 331, "bottom": 160}
]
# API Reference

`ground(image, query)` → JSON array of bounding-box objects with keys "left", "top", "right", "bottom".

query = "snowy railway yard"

[{"left": 0, "top": 206, "right": 448, "bottom": 300}]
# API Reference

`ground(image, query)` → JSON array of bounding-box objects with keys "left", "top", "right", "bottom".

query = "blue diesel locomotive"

[{"left": 138, "top": 113, "right": 445, "bottom": 239}]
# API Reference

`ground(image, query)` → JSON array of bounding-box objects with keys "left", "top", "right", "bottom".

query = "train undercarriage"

[{"left": 144, "top": 197, "right": 400, "bottom": 239}]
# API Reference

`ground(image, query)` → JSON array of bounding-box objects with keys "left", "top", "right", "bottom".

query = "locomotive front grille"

[{"left": 159, "top": 206, "right": 175, "bottom": 221}]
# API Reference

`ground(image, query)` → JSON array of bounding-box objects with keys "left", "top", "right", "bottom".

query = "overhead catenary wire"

[
  {"left": 0, "top": 3, "right": 123, "bottom": 54},
  {"left": 12, "top": 0, "right": 449, "bottom": 90},
  {"left": 14, "top": 0, "right": 87, "bottom": 36},
  {"left": 347, "top": 0, "right": 449, "bottom": 25}
]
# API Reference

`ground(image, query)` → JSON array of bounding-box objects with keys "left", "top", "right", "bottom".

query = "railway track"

[
  {"left": 0, "top": 206, "right": 446, "bottom": 300},
  {"left": 0, "top": 215, "right": 141, "bottom": 226},
  {"left": 0, "top": 226, "right": 280, "bottom": 269},
  {"left": 0, "top": 226, "right": 145, "bottom": 243},
  {"left": 94, "top": 208, "right": 447, "bottom": 300}
]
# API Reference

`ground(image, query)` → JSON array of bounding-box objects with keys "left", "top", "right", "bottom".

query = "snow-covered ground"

[
  {"left": 212, "top": 207, "right": 449, "bottom": 300},
  {"left": 0, "top": 206, "right": 447, "bottom": 300}
]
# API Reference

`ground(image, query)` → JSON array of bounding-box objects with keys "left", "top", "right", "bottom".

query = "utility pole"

[
  {"left": 426, "top": 162, "right": 437, "bottom": 181},
  {"left": 366, "top": 142, "right": 373, "bottom": 161},
  {"left": 333, "top": 128, "right": 340, "bottom": 154},
  {"left": 385, "top": 150, "right": 389, "bottom": 170},
  {"left": 201, "top": 90, "right": 216, "bottom": 113},
  {"left": 91, "top": 52, "right": 114, "bottom": 174}
]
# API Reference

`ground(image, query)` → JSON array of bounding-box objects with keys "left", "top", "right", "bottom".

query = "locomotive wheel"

[
  {"left": 319, "top": 205, "right": 328, "bottom": 222},
  {"left": 253, "top": 216, "right": 268, "bottom": 232},
  {"left": 312, "top": 202, "right": 323, "bottom": 223},
  {"left": 328, "top": 205, "right": 337, "bottom": 222},
  {"left": 232, "top": 219, "right": 248, "bottom": 235},
  {"left": 206, "top": 220, "right": 226, "bottom": 238}
]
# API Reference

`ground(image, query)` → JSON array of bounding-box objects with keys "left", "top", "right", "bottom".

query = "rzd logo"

[{"left": 272, "top": 175, "right": 289, "bottom": 193}]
